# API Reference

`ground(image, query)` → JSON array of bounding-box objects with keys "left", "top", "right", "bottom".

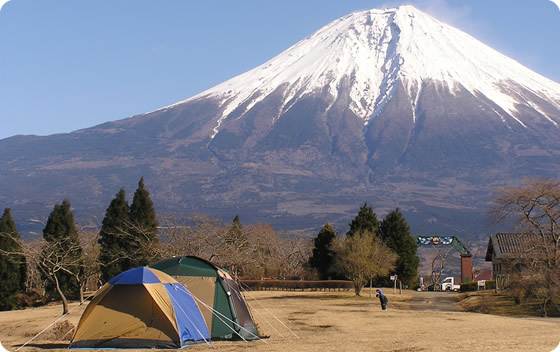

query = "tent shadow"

[{"left": 15, "top": 343, "right": 69, "bottom": 349}]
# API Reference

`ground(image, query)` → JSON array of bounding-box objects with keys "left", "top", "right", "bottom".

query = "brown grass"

[
  {"left": 1, "top": 290, "right": 559, "bottom": 352},
  {"left": 459, "top": 291, "right": 559, "bottom": 317}
]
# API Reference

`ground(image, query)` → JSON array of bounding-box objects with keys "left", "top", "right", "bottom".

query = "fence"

[{"left": 240, "top": 280, "right": 353, "bottom": 292}]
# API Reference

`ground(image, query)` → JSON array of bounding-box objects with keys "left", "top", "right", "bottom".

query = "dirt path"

[{"left": 409, "top": 291, "right": 461, "bottom": 312}]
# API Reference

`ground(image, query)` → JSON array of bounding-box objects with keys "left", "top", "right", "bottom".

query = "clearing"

[{"left": 1, "top": 290, "right": 559, "bottom": 352}]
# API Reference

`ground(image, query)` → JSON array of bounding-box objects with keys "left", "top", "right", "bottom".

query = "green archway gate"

[{"left": 416, "top": 236, "right": 473, "bottom": 283}]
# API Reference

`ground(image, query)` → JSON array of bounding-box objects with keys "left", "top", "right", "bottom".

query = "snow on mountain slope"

[
  {"left": 167, "top": 5, "right": 560, "bottom": 137},
  {"left": 4, "top": 6, "right": 560, "bottom": 239}
]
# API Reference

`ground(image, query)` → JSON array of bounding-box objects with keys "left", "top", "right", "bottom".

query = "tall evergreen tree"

[
  {"left": 98, "top": 188, "right": 130, "bottom": 283},
  {"left": 0, "top": 208, "right": 27, "bottom": 308},
  {"left": 42, "top": 200, "right": 82, "bottom": 300},
  {"left": 223, "top": 215, "right": 249, "bottom": 276},
  {"left": 379, "top": 208, "right": 419, "bottom": 286},
  {"left": 228, "top": 215, "right": 242, "bottom": 237},
  {"left": 347, "top": 202, "right": 379, "bottom": 237},
  {"left": 226, "top": 215, "right": 246, "bottom": 245},
  {"left": 129, "top": 177, "right": 159, "bottom": 267},
  {"left": 309, "top": 222, "right": 338, "bottom": 280}
]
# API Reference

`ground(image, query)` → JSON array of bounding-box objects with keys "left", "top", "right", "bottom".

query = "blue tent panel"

[
  {"left": 164, "top": 283, "right": 210, "bottom": 344},
  {"left": 108, "top": 266, "right": 162, "bottom": 285}
]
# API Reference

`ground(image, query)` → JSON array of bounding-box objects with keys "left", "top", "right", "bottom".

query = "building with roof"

[
  {"left": 473, "top": 269, "right": 493, "bottom": 282},
  {"left": 485, "top": 232, "right": 542, "bottom": 289}
]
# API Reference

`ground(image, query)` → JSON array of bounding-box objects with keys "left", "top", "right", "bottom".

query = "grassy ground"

[
  {"left": 459, "top": 290, "right": 560, "bottom": 317},
  {"left": 1, "top": 290, "right": 559, "bottom": 352}
]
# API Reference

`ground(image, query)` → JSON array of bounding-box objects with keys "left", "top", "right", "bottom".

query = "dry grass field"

[{"left": 1, "top": 290, "right": 559, "bottom": 352}]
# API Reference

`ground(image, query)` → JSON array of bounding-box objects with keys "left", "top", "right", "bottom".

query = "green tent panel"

[{"left": 150, "top": 256, "right": 259, "bottom": 340}]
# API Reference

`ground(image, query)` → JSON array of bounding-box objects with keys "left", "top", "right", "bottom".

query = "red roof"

[{"left": 474, "top": 269, "right": 492, "bottom": 281}]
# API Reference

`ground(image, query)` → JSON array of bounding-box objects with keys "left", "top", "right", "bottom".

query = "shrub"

[
  {"left": 51, "top": 320, "right": 75, "bottom": 341},
  {"left": 513, "top": 288, "right": 527, "bottom": 305},
  {"left": 0, "top": 291, "right": 48, "bottom": 311},
  {"left": 460, "top": 281, "right": 478, "bottom": 292},
  {"left": 461, "top": 280, "right": 496, "bottom": 292},
  {"left": 0, "top": 295, "right": 20, "bottom": 311}
]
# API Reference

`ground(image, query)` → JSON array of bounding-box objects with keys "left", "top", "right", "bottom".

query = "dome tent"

[
  {"left": 70, "top": 267, "right": 210, "bottom": 349},
  {"left": 150, "top": 256, "right": 259, "bottom": 341}
]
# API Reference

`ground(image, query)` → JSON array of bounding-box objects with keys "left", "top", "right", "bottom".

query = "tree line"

[
  {"left": 0, "top": 176, "right": 421, "bottom": 311},
  {"left": 2, "top": 176, "right": 557, "bottom": 315},
  {"left": 0, "top": 178, "right": 312, "bottom": 313},
  {"left": 0, "top": 178, "right": 161, "bottom": 313},
  {"left": 308, "top": 203, "right": 419, "bottom": 295}
]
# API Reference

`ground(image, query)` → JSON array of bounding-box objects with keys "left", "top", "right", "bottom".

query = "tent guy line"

[
  {"left": 238, "top": 281, "right": 300, "bottom": 339},
  {"left": 166, "top": 287, "right": 212, "bottom": 347},
  {"left": 14, "top": 288, "right": 102, "bottom": 351},
  {"left": 177, "top": 284, "right": 265, "bottom": 344}
]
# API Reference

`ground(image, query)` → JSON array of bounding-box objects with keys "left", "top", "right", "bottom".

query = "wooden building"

[{"left": 485, "top": 232, "right": 541, "bottom": 289}]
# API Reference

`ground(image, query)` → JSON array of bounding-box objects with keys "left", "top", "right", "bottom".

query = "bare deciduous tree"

[
  {"left": 276, "top": 235, "right": 313, "bottom": 279},
  {"left": 157, "top": 216, "right": 312, "bottom": 280},
  {"left": 491, "top": 178, "right": 560, "bottom": 316},
  {"left": 78, "top": 228, "right": 102, "bottom": 295},
  {"left": 430, "top": 246, "right": 452, "bottom": 291},
  {"left": 2, "top": 226, "right": 108, "bottom": 315},
  {"left": 333, "top": 231, "right": 397, "bottom": 296},
  {"left": 0, "top": 234, "right": 83, "bottom": 315},
  {"left": 157, "top": 215, "right": 230, "bottom": 261}
]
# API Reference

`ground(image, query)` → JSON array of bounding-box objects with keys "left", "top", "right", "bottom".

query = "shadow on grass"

[{"left": 15, "top": 343, "right": 69, "bottom": 349}]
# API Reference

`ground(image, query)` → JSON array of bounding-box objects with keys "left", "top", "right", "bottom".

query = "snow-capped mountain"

[
  {"left": 1, "top": 5, "right": 560, "bottom": 237},
  {"left": 169, "top": 5, "right": 560, "bottom": 138}
]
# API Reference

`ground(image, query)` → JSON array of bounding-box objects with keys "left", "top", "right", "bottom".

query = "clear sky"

[{"left": 0, "top": 0, "right": 559, "bottom": 140}]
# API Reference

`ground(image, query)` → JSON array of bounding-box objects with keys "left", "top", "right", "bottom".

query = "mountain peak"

[
  {"left": 3, "top": 6, "right": 560, "bottom": 239},
  {"left": 165, "top": 5, "right": 560, "bottom": 138}
]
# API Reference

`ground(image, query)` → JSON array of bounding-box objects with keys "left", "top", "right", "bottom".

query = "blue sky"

[{"left": 0, "top": 0, "right": 559, "bottom": 140}]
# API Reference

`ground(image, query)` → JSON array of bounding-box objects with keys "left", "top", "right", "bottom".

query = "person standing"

[{"left": 376, "top": 289, "right": 388, "bottom": 311}]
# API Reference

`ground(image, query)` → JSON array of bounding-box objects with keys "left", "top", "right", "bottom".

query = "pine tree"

[
  {"left": 98, "top": 188, "right": 130, "bottom": 283},
  {"left": 226, "top": 215, "right": 246, "bottom": 245},
  {"left": 347, "top": 202, "right": 379, "bottom": 237},
  {"left": 224, "top": 215, "right": 249, "bottom": 276},
  {"left": 128, "top": 177, "right": 159, "bottom": 267},
  {"left": 42, "top": 200, "right": 82, "bottom": 301},
  {"left": 228, "top": 215, "right": 243, "bottom": 239},
  {"left": 0, "top": 208, "right": 27, "bottom": 308},
  {"left": 379, "top": 208, "right": 419, "bottom": 286},
  {"left": 308, "top": 222, "right": 338, "bottom": 280}
]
